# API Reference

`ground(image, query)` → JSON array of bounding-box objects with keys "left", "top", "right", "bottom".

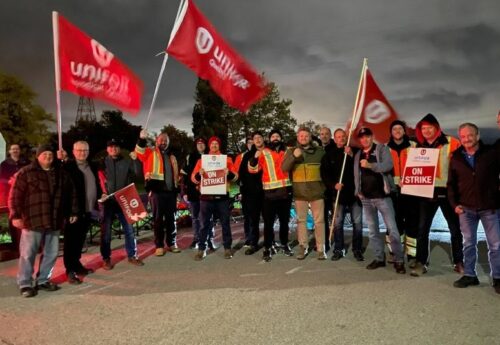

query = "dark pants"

[
  {"left": 190, "top": 200, "right": 214, "bottom": 243},
  {"left": 199, "top": 199, "right": 232, "bottom": 250},
  {"left": 262, "top": 197, "right": 291, "bottom": 249},
  {"left": 150, "top": 191, "right": 177, "bottom": 248},
  {"left": 8, "top": 219, "right": 21, "bottom": 252},
  {"left": 63, "top": 213, "right": 91, "bottom": 273},
  {"left": 416, "top": 196, "right": 463, "bottom": 265},
  {"left": 242, "top": 194, "right": 263, "bottom": 247},
  {"left": 332, "top": 200, "right": 363, "bottom": 252},
  {"left": 391, "top": 192, "right": 419, "bottom": 257}
]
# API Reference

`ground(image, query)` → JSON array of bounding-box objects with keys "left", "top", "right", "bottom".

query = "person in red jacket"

[{"left": 191, "top": 136, "right": 238, "bottom": 261}]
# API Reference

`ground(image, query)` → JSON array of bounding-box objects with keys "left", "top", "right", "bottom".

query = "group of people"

[{"left": 2, "top": 111, "right": 500, "bottom": 298}]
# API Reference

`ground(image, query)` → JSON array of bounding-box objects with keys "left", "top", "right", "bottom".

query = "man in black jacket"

[
  {"left": 98, "top": 139, "right": 144, "bottom": 269},
  {"left": 321, "top": 128, "right": 364, "bottom": 262},
  {"left": 58, "top": 141, "right": 101, "bottom": 284},
  {"left": 447, "top": 123, "right": 500, "bottom": 294}
]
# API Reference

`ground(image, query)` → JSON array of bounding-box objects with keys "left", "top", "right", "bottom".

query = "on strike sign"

[
  {"left": 401, "top": 148, "right": 439, "bottom": 198},
  {"left": 201, "top": 154, "right": 227, "bottom": 195}
]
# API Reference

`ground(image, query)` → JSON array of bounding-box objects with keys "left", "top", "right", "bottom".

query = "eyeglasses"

[{"left": 74, "top": 149, "right": 89, "bottom": 152}]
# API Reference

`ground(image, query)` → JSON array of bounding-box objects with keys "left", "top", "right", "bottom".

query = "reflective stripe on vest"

[{"left": 434, "top": 137, "right": 453, "bottom": 187}]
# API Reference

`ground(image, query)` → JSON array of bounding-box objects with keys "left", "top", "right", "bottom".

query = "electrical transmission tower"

[{"left": 76, "top": 97, "right": 97, "bottom": 122}]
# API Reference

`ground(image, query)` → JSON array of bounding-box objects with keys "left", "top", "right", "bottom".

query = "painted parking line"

[{"left": 285, "top": 266, "right": 303, "bottom": 275}]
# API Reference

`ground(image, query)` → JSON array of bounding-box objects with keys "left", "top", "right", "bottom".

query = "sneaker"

[
  {"left": 36, "top": 282, "right": 60, "bottom": 292},
  {"left": 243, "top": 240, "right": 251, "bottom": 248},
  {"left": 317, "top": 251, "right": 327, "bottom": 260},
  {"left": 297, "top": 245, "right": 308, "bottom": 260},
  {"left": 492, "top": 278, "right": 500, "bottom": 294},
  {"left": 20, "top": 287, "right": 36, "bottom": 298},
  {"left": 394, "top": 262, "right": 406, "bottom": 274},
  {"left": 207, "top": 240, "right": 218, "bottom": 251},
  {"left": 245, "top": 246, "right": 257, "bottom": 255},
  {"left": 453, "top": 262, "right": 465, "bottom": 274},
  {"left": 128, "top": 257, "right": 145, "bottom": 266},
  {"left": 194, "top": 249, "right": 206, "bottom": 261},
  {"left": 102, "top": 259, "right": 114, "bottom": 270},
  {"left": 169, "top": 244, "right": 181, "bottom": 253},
  {"left": 189, "top": 240, "right": 198, "bottom": 249},
  {"left": 263, "top": 249, "right": 272, "bottom": 262},
  {"left": 410, "top": 262, "right": 428, "bottom": 277},
  {"left": 408, "top": 258, "right": 417, "bottom": 269},
  {"left": 224, "top": 249, "right": 233, "bottom": 259},
  {"left": 366, "top": 260, "right": 386, "bottom": 270},
  {"left": 67, "top": 272, "right": 82, "bottom": 285},
  {"left": 282, "top": 245, "right": 294, "bottom": 257},
  {"left": 331, "top": 250, "right": 344, "bottom": 261},
  {"left": 453, "top": 275, "right": 480, "bottom": 288},
  {"left": 155, "top": 248, "right": 165, "bottom": 256},
  {"left": 353, "top": 250, "right": 365, "bottom": 262}
]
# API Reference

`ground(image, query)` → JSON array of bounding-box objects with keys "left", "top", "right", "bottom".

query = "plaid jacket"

[{"left": 8, "top": 161, "right": 78, "bottom": 231}]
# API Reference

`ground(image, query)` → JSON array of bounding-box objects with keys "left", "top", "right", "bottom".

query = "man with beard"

[
  {"left": 234, "top": 132, "right": 264, "bottom": 255},
  {"left": 448, "top": 123, "right": 500, "bottom": 294},
  {"left": 411, "top": 113, "right": 463, "bottom": 277},
  {"left": 181, "top": 138, "right": 216, "bottom": 250},
  {"left": 191, "top": 136, "right": 238, "bottom": 260},
  {"left": 386, "top": 120, "right": 418, "bottom": 267},
  {"left": 135, "top": 130, "right": 180, "bottom": 256},
  {"left": 248, "top": 129, "right": 293, "bottom": 261},
  {"left": 321, "top": 128, "right": 364, "bottom": 262},
  {"left": 282, "top": 127, "right": 327, "bottom": 260}
]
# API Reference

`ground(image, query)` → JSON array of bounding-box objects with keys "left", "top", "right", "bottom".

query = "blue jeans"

[
  {"left": 198, "top": 199, "right": 232, "bottom": 250},
  {"left": 459, "top": 208, "right": 500, "bottom": 278},
  {"left": 17, "top": 229, "right": 60, "bottom": 288},
  {"left": 361, "top": 197, "right": 403, "bottom": 262},
  {"left": 100, "top": 200, "right": 137, "bottom": 260},
  {"left": 333, "top": 200, "right": 363, "bottom": 252}
]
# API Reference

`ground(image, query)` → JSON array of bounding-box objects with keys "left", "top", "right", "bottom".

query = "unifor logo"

[
  {"left": 91, "top": 39, "right": 114, "bottom": 68},
  {"left": 211, "top": 155, "right": 217, "bottom": 161},
  {"left": 364, "top": 100, "right": 390, "bottom": 124},
  {"left": 130, "top": 198, "right": 139, "bottom": 208},
  {"left": 420, "top": 149, "right": 426, "bottom": 155},
  {"left": 196, "top": 27, "right": 213, "bottom": 54}
]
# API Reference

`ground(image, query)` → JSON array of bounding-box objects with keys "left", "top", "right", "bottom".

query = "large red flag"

[
  {"left": 166, "top": 0, "right": 268, "bottom": 112},
  {"left": 114, "top": 184, "right": 148, "bottom": 224},
  {"left": 55, "top": 13, "right": 143, "bottom": 114},
  {"left": 351, "top": 68, "right": 399, "bottom": 143}
]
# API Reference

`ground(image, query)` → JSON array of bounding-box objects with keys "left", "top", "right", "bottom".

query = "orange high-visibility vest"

[
  {"left": 135, "top": 145, "right": 179, "bottom": 186},
  {"left": 248, "top": 148, "right": 291, "bottom": 190}
]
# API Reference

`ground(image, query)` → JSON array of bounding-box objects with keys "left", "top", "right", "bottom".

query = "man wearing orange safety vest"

[
  {"left": 386, "top": 120, "right": 417, "bottom": 266},
  {"left": 248, "top": 129, "right": 293, "bottom": 262},
  {"left": 410, "top": 114, "right": 464, "bottom": 277},
  {"left": 135, "top": 129, "right": 180, "bottom": 257}
]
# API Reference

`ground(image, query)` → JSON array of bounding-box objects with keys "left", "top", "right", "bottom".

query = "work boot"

[
  {"left": 410, "top": 262, "right": 428, "bottom": 277},
  {"left": 453, "top": 275, "right": 480, "bottom": 288},
  {"left": 297, "top": 245, "right": 308, "bottom": 260},
  {"left": 194, "top": 250, "right": 206, "bottom": 261}
]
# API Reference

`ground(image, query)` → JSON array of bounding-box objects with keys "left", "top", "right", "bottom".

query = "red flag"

[
  {"left": 166, "top": 0, "right": 268, "bottom": 112},
  {"left": 114, "top": 184, "right": 147, "bottom": 224},
  {"left": 55, "top": 13, "right": 143, "bottom": 114},
  {"left": 351, "top": 68, "right": 399, "bottom": 143}
]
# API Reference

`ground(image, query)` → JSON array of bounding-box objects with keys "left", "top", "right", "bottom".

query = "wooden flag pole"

[
  {"left": 329, "top": 58, "right": 368, "bottom": 243},
  {"left": 144, "top": 0, "right": 187, "bottom": 130}
]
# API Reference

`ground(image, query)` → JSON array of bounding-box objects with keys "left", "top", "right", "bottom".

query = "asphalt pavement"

[{"left": 0, "top": 222, "right": 499, "bottom": 345}]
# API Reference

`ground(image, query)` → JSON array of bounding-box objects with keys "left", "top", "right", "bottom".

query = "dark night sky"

[{"left": 1, "top": 0, "right": 499, "bottom": 137}]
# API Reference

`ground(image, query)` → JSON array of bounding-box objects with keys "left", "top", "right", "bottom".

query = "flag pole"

[
  {"left": 329, "top": 58, "right": 368, "bottom": 243},
  {"left": 52, "top": 11, "right": 63, "bottom": 151},
  {"left": 144, "top": 0, "right": 188, "bottom": 130}
]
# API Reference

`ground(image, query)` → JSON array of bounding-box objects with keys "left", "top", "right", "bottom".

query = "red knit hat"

[{"left": 208, "top": 136, "right": 221, "bottom": 147}]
